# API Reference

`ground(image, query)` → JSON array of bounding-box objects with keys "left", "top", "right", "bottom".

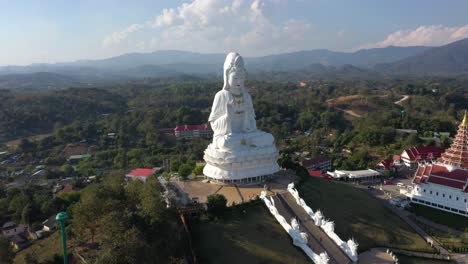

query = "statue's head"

[{"left": 223, "top": 52, "right": 247, "bottom": 90}]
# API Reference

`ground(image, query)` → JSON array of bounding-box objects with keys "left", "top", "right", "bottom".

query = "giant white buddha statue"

[{"left": 203, "top": 52, "right": 280, "bottom": 185}]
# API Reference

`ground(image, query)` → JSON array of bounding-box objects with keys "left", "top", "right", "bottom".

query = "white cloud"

[
  {"left": 103, "top": 0, "right": 315, "bottom": 56},
  {"left": 103, "top": 23, "right": 144, "bottom": 46},
  {"left": 364, "top": 24, "right": 468, "bottom": 48}
]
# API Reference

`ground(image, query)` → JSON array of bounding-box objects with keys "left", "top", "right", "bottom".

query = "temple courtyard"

[{"left": 173, "top": 170, "right": 298, "bottom": 205}]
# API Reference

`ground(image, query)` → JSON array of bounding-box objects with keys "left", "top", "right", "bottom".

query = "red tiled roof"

[
  {"left": 174, "top": 124, "right": 210, "bottom": 131},
  {"left": 393, "top": 155, "right": 401, "bottom": 161},
  {"left": 412, "top": 163, "right": 468, "bottom": 190},
  {"left": 430, "top": 164, "right": 468, "bottom": 182},
  {"left": 308, "top": 170, "right": 323, "bottom": 177},
  {"left": 301, "top": 156, "right": 331, "bottom": 167},
  {"left": 126, "top": 168, "right": 156, "bottom": 177},
  {"left": 403, "top": 146, "right": 445, "bottom": 161},
  {"left": 61, "top": 185, "right": 79, "bottom": 193},
  {"left": 427, "top": 176, "right": 465, "bottom": 189},
  {"left": 377, "top": 159, "right": 394, "bottom": 169}
]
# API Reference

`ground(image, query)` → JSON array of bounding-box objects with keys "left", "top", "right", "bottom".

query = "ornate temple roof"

[
  {"left": 437, "top": 111, "right": 468, "bottom": 169},
  {"left": 413, "top": 112, "right": 468, "bottom": 191},
  {"left": 401, "top": 146, "right": 445, "bottom": 161}
]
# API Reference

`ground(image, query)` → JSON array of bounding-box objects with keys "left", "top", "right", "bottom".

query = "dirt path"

[
  {"left": 334, "top": 107, "right": 362, "bottom": 118},
  {"left": 326, "top": 96, "right": 363, "bottom": 118},
  {"left": 394, "top": 95, "right": 410, "bottom": 105}
]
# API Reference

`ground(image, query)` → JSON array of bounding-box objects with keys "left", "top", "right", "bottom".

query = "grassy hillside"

[
  {"left": 192, "top": 202, "right": 310, "bottom": 264},
  {"left": 298, "top": 178, "right": 434, "bottom": 252}
]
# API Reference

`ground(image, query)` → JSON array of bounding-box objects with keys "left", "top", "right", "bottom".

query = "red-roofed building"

[
  {"left": 406, "top": 113, "right": 468, "bottom": 217},
  {"left": 376, "top": 159, "right": 395, "bottom": 172},
  {"left": 400, "top": 146, "right": 445, "bottom": 169},
  {"left": 174, "top": 124, "right": 213, "bottom": 139},
  {"left": 300, "top": 156, "right": 332, "bottom": 172},
  {"left": 126, "top": 168, "right": 156, "bottom": 182},
  {"left": 59, "top": 185, "right": 80, "bottom": 194}
]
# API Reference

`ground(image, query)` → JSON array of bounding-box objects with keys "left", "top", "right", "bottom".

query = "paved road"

[{"left": 272, "top": 192, "right": 352, "bottom": 264}]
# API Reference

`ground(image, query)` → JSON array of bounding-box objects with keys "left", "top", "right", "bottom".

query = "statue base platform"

[{"left": 203, "top": 143, "right": 280, "bottom": 185}]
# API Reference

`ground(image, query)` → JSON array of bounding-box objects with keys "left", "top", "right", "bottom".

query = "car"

[
  {"left": 396, "top": 182, "right": 405, "bottom": 188},
  {"left": 384, "top": 180, "right": 393, "bottom": 185}
]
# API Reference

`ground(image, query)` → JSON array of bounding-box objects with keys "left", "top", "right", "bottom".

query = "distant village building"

[
  {"left": 174, "top": 124, "right": 212, "bottom": 139},
  {"left": 300, "top": 156, "right": 332, "bottom": 172},
  {"left": 406, "top": 113, "right": 468, "bottom": 217},
  {"left": 159, "top": 128, "right": 175, "bottom": 136},
  {"left": 58, "top": 185, "right": 80, "bottom": 194},
  {"left": 376, "top": 159, "right": 395, "bottom": 172},
  {"left": 67, "top": 154, "right": 92, "bottom": 164},
  {"left": 399, "top": 146, "right": 445, "bottom": 169},
  {"left": 1, "top": 222, "right": 27, "bottom": 238},
  {"left": 107, "top": 132, "right": 117, "bottom": 139},
  {"left": 395, "top": 129, "right": 418, "bottom": 135},
  {"left": 126, "top": 168, "right": 156, "bottom": 182},
  {"left": 9, "top": 234, "right": 30, "bottom": 250},
  {"left": 42, "top": 214, "right": 58, "bottom": 232},
  {"left": 31, "top": 169, "right": 48, "bottom": 177}
]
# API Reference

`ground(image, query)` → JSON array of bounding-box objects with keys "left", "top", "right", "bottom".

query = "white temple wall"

[{"left": 409, "top": 183, "right": 468, "bottom": 216}]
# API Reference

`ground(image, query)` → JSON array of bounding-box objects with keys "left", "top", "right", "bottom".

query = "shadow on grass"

[{"left": 191, "top": 201, "right": 311, "bottom": 264}]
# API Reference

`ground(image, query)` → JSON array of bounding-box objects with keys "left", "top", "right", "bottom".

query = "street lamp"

[{"left": 56, "top": 212, "right": 69, "bottom": 264}]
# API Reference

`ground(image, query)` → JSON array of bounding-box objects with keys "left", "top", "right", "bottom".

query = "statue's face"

[{"left": 227, "top": 70, "right": 244, "bottom": 89}]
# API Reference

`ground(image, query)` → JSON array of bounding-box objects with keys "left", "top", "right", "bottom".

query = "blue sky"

[{"left": 1, "top": 0, "right": 468, "bottom": 65}]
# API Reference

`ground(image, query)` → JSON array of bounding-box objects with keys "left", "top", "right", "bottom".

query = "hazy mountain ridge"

[
  {"left": 2, "top": 39, "right": 468, "bottom": 90},
  {"left": 375, "top": 38, "right": 468, "bottom": 76},
  {"left": 0, "top": 46, "right": 431, "bottom": 77}
]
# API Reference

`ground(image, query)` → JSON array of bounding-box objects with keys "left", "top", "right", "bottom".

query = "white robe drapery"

[{"left": 208, "top": 88, "right": 256, "bottom": 137}]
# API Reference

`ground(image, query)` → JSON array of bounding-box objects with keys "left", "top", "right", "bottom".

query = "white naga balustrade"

[
  {"left": 287, "top": 183, "right": 359, "bottom": 262},
  {"left": 260, "top": 191, "right": 329, "bottom": 264}
]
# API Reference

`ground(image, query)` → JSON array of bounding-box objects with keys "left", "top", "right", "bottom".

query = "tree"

[
  {"left": 60, "top": 164, "right": 74, "bottom": 177},
  {"left": 0, "top": 236, "right": 13, "bottom": 263},
  {"left": 139, "top": 176, "right": 167, "bottom": 224},
  {"left": 170, "top": 160, "right": 181, "bottom": 172},
  {"left": 206, "top": 194, "right": 227, "bottom": 217},
  {"left": 178, "top": 164, "right": 192, "bottom": 180},
  {"left": 192, "top": 165, "right": 204, "bottom": 175},
  {"left": 98, "top": 212, "right": 144, "bottom": 264},
  {"left": 21, "top": 203, "right": 33, "bottom": 227}
]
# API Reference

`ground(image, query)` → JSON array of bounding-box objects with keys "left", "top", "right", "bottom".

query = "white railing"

[
  {"left": 287, "top": 183, "right": 359, "bottom": 262},
  {"left": 260, "top": 191, "right": 329, "bottom": 264}
]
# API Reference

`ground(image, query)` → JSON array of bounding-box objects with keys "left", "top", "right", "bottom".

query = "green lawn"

[
  {"left": 192, "top": 201, "right": 310, "bottom": 264},
  {"left": 298, "top": 178, "right": 435, "bottom": 253},
  {"left": 412, "top": 204, "right": 468, "bottom": 232},
  {"left": 395, "top": 254, "right": 453, "bottom": 264}
]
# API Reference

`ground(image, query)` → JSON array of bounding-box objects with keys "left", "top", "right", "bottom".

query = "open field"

[
  {"left": 192, "top": 201, "right": 310, "bottom": 264},
  {"left": 298, "top": 178, "right": 435, "bottom": 253},
  {"left": 3, "top": 132, "right": 53, "bottom": 148}
]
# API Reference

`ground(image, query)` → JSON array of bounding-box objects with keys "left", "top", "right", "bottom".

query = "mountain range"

[{"left": 1, "top": 38, "right": 468, "bottom": 90}]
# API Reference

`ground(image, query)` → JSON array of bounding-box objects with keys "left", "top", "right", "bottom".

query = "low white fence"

[
  {"left": 260, "top": 191, "right": 329, "bottom": 264},
  {"left": 287, "top": 183, "right": 359, "bottom": 262}
]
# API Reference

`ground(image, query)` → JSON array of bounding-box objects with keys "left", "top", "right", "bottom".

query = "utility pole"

[{"left": 56, "top": 212, "right": 69, "bottom": 264}]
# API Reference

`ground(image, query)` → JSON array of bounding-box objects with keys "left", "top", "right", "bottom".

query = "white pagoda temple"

[{"left": 406, "top": 112, "right": 468, "bottom": 217}]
